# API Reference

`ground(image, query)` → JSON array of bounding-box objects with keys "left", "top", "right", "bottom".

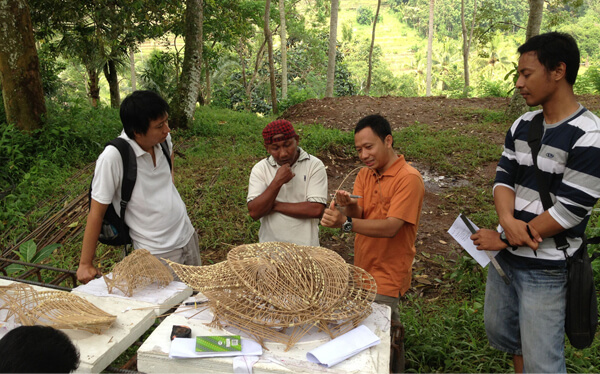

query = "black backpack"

[{"left": 89, "top": 138, "right": 172, "bottom": 246}]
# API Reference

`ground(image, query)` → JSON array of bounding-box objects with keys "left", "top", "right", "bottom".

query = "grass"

[
  {"left": 396, "top": 123, "right": 502, "bottom": 176},
  {"left": 2, "top": 102, "right": 600, "bottom": 372}
]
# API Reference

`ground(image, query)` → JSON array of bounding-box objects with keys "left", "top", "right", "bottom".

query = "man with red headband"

[{"left": 247, "top": 119, "right": 328, "bottom": 246}]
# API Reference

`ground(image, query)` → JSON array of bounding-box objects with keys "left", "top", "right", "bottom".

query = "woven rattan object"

[
  {"left": 166, "top": 242, "right": 377, "bottom": 350},
  {"left": 0, "top": 283, "right": 116, "bottom": 334},
  {"left": 103, "top": 248, "right": 173, "bottom": 297}
]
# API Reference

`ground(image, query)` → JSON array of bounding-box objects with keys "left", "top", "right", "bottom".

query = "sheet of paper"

[
  {"left": 233, "top": 355, "right": 260, "bottom": 374},
  {"left": 72, "top": 275, "right": 189, "bottom": 304},
  {"left": 169, "top": 337, "right": 262, "bottom": 359},
  {"left": 306, "top": 325, "right": 380, "bottom": 368},
  {"left": 447, "top": 215, "right": 499, "bottom": 268}
]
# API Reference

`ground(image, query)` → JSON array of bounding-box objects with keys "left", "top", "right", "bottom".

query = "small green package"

[{"left": 195, "top": 335, "right": 242, "bottom": 352}]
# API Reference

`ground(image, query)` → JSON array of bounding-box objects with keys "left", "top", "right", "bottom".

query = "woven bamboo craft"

[
  {"left": 166, "top": 242, "right": 377, "bottom": 350},
  {"left": 103, "top": 248, "right": 173, "bottom": 297},
  {"left": 0, "top": 283, "right": 116, "bottom": 334}
]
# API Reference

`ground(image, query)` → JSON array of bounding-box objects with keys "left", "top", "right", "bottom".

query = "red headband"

[{"left": 262, "top": 119, "right": 297, "bottom": 145}]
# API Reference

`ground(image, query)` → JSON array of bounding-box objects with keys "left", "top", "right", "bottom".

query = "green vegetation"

[
  {"left": 2, "top": 0, "right": 600, "bottom": 371},
  {"left": 5, "top": 240, "right": 61, "bottom": 276},
  {"left": 1, "top": 102, "right": 598, "bottom": 372}
]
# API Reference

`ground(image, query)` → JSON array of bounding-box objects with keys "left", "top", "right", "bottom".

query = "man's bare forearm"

[
  {"left": 272, "top": 201, "right": 325, "bottom": 219},
  {"left": 247, "top": 183, "right": 283, "bottom": 220},
  {"left": 343, "top": 202, "right": 363, "bottom": 219},
  {"left": 352, "top": 217, "right": 404, "bottom": 238}
]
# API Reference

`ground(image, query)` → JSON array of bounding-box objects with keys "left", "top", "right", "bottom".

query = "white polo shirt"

[
  {"left": 247, "top": 147, "right": 328, "bottom": 246},
  {"left": 91, "top": 132, "right": 194, "bottom": 255}
]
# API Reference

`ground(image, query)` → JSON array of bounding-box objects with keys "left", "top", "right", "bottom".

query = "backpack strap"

[
  {"left": 108, "top": 139, "right": 170, "bottom": 218},
  {"left": 160, "top": 140, "right": 172, "bottom": 171},
  {"left": 526, "top": 112, "right": 570, "bottom": 253},
  {"left": 107, "top": 138, "right": 137, "bottom": 221}
]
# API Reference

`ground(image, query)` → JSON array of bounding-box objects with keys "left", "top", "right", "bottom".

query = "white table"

[
  {"left": 0, "top": 278, "right": 191, "bottom": 372},
  {"left": 137, "top": 301, "right": 391, "bottom": 373},
  {"left": 72, "top": 276, "right": 193, "bottom": 316}
]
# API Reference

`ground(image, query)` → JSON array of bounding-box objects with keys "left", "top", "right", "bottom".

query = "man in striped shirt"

[{"left": 471, "top": 32, "right": 600, "bottom": 373}]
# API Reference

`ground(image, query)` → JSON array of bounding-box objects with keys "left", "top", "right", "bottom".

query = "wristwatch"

[
  {"left": 500, "top": 231, "right": 517, "bottom": 250},
  {"left": 342, "top": 216, "right": 353, "bottom": 232}
]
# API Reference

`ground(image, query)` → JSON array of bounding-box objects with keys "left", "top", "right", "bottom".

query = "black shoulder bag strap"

[
  {"left": 159, "top": 140, "right": 172, "bottom": 171},
  {"left": 526, "top": 112, "right": 570, "bottom": 253},
  {"left": 108, "top": 138, "right": 138, "bottom": 222}
]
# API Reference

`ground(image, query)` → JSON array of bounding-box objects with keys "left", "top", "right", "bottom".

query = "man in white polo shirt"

[
  {"left": 247, "top": 119, "right": 328, "bottom": 246},
  {"left": 77, "top": 90, "right": 199, "bottom": 284}
]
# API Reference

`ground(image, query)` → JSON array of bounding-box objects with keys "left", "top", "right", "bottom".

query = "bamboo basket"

[
  {"left": 0, "top": 283, "right": 116, "bottom": 334},
  {"left": 167, "top": 242, "right": 377, "bottom": 350}
]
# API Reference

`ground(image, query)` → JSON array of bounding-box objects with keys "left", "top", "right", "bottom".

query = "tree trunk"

[
  {"left": 204, "top": 59, "right": 211, "bottom": 105},
  {"left": 86, "top": 66, "right": 100, "bottom": 108},
  {"left": 426, "top": 0, "right": 434, "bottom": 96},
  {"left": 506, "top": 0, "right": 543, "bottom": 119},
  {"left": 365, "top": 0, "right": 381, "bottom": 96},
  {"left": 130, "top": 46, "right": 136, "bottom": 91},
  {"left": 103, "top": 59, "right": 121, "bottom": 108},
  {"left": 265, "top": 0, "right": 278, "bottom": 114},
  {"left": 279, "top": 0, "right": 287, "bottom": 100},
  {"left": 0, "top": 0, "right": 46, "bottom": 131},
  {"left": 526, "top": 0, "right": 543, "bottom": 40},
  {"left": 461, "top": 0, "right": 477, "bottom": 97},
  {"left": 325, "top": 0, "right": 339, "bottom": 98},
  {"left": 170, "top": 0, "right": 203, "bottom": 129},
  {"left": 238, "top": 41, "right": 248, "bottom": 92},
  {"left": 240, "top": 36, "right": 268, "bottom": 111}
]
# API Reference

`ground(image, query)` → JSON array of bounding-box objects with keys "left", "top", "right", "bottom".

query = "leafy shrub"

[
  {"left": 356, "top": 6, "right": 382, "bottom": 25},
  {"left": 0, "top": 123, "right": 32, "bottom": 194},
  {"left": 356, "top": 6, "right": 374, "bottom": 25},
  {"left": 38, "top": 42, "right": 67, "bottom": 97},
  {"left": 575, "top": 66, "right": 600, "bottom": 95},
  {"left": 395, "top": 73, "right": 420, "bottom": 97},
  {"left": 438, "top": 75, "right": 466, "bottom": 98},
  {"left": 0, "top": 101, "right": 121, "bottom": 231},
  {"left": 279, "top": 87, "right": 315, "bottom": 113},
  {"left": 474, "top": 79, "right": 511, "bottom": 98},
  {"left": 342, "top": 22, "right": 353, "bottom": 43},
  {"left": 139, "top": 49, "right": 179, "bottom": 102},
  {"left": 334, "top": 51, "right": 357, "bottom": 96}
]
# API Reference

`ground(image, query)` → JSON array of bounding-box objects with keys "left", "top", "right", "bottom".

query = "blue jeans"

[{"left": 484, "top": 250, "right": 567, "bottom": 373}]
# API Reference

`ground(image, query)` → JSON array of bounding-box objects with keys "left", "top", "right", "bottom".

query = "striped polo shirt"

[{"left": 494, "top": 106, "right": 600, "bottom": 260}]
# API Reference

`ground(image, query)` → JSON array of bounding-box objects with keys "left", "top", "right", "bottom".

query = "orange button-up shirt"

[{"left": 353, "top": 155, "right": 424, "bottom": 297}]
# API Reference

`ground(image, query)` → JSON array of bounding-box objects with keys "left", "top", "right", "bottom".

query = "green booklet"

[{"left": 195, "top": 335, "right": 242, "bottom": 352}]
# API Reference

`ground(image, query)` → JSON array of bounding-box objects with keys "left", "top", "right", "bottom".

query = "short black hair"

[
  {"left": 120, "top": 90, "right": 169, "bottom": 139},
  {"left": 354, "top": 114, "right": 393, "bottom": 144},
  {"left": 517, "top": 32, "right": 580, "bottom": 85},
  {"left": 0, "top": 325, "right": 80, "bottom": 372}
]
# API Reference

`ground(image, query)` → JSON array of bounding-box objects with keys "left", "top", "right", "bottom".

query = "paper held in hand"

[{"left": 447, "top": 214, "right": 500, "bottom": 268}]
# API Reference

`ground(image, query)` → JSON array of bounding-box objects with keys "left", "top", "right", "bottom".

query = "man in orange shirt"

[{"left": 321, "top": 114, "right": 424, "bottom": 322}]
